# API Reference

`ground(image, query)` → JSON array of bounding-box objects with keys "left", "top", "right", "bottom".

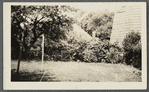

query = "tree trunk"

[
  {"left": 17, "top": 46, "right": 23, "bottom": 74},
  {"left": 17, "top": 32, "right": 24, "bottom": 74},
  {"left": 26, "top": 46, "right": 30, "bottom": 61}
]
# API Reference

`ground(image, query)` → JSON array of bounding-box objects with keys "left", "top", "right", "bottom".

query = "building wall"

[{"left": 110, "top": 5, "right": 142, "bottom": 46}]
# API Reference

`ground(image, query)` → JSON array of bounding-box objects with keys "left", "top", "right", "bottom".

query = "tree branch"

[{"left": 36, "top": 16, "right": 45, "bottom": 23}]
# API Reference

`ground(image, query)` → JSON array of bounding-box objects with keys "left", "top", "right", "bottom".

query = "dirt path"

[{"left": 11, "top": 61, "right": 141, "bottom": 82}]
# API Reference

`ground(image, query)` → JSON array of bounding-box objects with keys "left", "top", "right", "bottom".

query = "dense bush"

[
  {"left": 108, "top": 43, "right": 124, "bottom": 64},
  {"left": 80, "top": 40, "right": 125, "bottom": 64},
  {"left": 122, "top": 31, "right": 141, "bottom": 69},
  {"left": 72, "top": 39, "right": 124, "bottom": 64},
  {"left": 73, "top": 39, "right": 110, "bottom": 63}
]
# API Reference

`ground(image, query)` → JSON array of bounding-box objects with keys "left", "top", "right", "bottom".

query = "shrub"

[
  {"left": 74, "top": 39, "right": 110, "bottom": 63},
  {"left": 82, "top": 49, "right": 98, "bottom": 62},
  {"left": 122, "top": 31, "right": 141, "bottom": 69},
  {"left": 108, "top": 43, "right": 124, "bottom": 64}
]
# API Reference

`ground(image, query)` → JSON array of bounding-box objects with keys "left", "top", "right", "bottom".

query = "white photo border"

[{"left": 3, "top": 2, "right": 147, "bottom": 90}]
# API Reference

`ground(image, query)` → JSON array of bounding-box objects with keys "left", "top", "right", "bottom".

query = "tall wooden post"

[{"left": 42, "top": 34, "right": 44, "bottom": 72}]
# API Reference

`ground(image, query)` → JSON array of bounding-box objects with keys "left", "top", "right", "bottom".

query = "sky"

[
  {"left": 62, "top": 3, "right": 121, "bottom": 22},
  {"left": 69, "top": 3, "right": 118, "bottom": 12},
  {"left": 65, "top": 2, "right": 142, "bottom": 12}
]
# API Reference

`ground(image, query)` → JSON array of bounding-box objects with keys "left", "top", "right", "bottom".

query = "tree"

[
  {"left": 11, "top": 5, "right": 75, "bottom": 74},
  {"left": 79, "top": 10, "right": 114, "bottom": 40},
  {"left": 122, "top": 31, "right": 141, "bottom": 69}
]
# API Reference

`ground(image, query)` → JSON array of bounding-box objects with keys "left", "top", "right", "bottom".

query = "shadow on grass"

[{"left": 11, "top": 69, "right": 60, "bottom": 82}]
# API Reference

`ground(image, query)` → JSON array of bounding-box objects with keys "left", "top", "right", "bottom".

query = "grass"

[{"left": 11, "top": 60, "right": 142, "bottom": 82}]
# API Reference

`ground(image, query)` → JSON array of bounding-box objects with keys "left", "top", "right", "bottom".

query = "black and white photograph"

[{"left": 3, "top": 2, "right": 147, "bottom": 90}]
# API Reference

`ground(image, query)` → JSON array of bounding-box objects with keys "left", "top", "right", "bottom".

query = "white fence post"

[{"left": 42, "top": 34, "right": 44, "bottom": 72}]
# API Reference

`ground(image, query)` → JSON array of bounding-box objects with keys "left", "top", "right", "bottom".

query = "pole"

[{"left": 42, "top": 34, "right": 44, "bottom": 72}]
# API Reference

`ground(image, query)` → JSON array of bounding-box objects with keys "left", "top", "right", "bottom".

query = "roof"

[{"left": 67, "top": 24, "right": 93, "bottom": 43}]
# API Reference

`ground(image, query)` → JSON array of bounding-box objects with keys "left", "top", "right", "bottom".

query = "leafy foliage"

[
  {"left": 11, "top": 5, "right": 76, "bottom": 59},
  {"left": 122, "top": 31, "right": 141, "bottom": 69},
  {"left": 108, "top": 43, "right": 124, "bottom": 64},
  {"left": 73, "top": 39, "right": 110, "bottom": 63},
  {"left": 79, "top": 10, "right": 114, "bottom": 40}
]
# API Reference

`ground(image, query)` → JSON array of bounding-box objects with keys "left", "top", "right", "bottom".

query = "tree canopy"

[
  {"left": 11, "top": 5, "right": 77, "bottom": 59},
  {"left": 79, "top": 10, "right": 114, "bottom": 40}
]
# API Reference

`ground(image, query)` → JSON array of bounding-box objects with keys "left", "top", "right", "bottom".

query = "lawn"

[{"left": 11, "top": 60, "right": 142, "bottom": 82}]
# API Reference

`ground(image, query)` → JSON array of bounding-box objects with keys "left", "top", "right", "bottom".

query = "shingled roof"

[
  {"left": 67, "top": 24, "right": 93, "bottom": 43},
  {"left": 110, "top": 5, "right": 142, "bottom": 46}
]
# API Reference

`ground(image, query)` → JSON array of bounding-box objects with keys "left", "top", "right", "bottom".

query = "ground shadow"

[{"left": 11, "top": 69, "right": 59, "bottom": 82}]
